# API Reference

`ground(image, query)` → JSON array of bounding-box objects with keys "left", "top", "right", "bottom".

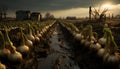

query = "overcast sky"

[{"left": 0, "top": 0, "right": 120, "bottom": 18}]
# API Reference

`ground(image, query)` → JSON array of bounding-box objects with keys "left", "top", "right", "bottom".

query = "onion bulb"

[
  {"left": 84, "top": 40, "right": 94, "bottom": 47},
  {"left": 90, "top": 43, "right": 101, "bottom": 51},
  {"left": 107, "top": 53, "right": 120, "bottom": 64},
  {"left": 98, "top": 24, "right": 108, "bottom": 45},
  {"left": 97, "top": 48, "right": 105, "bottom": 58},
  {"left": 4, "top": 29, "right": 16, "bottom": 50},
  {"left": 0, "top": 48, "right": 11, "bottom": 58},
  {"left": 26, "top": 34, "right": 35, "bottom": 42},
  {"left": 17, "top": 28, "right": 30, "bottom": 54},
  {"left": 34, "top": 35, "right": 40, "bottom": 42},
  {"left": 80, "top": 39, "right": 86, "bottom": 45},
  {"left": 23, "top": 33, "right": 33, "bottom": 48},
  {"left": 98, "top": 37, "right": 106, "bottom": 45},
  {"left": 4, "top": 27, "right": 23, "bottom": 62},
  {"left": 8, "top": 50, "right": 23, "bottom": 62},
  {"left": 0, "top": 62, "right": 6, "bottom": 69},
  {"left": 25, "top": 39, "right": 33, "bottom": 48},
  {"left": 26, "top": 23, "right": 35, "bottom": 42},
  {"left": 0, "top": 31, "right": 11, "bottom": 58},
  {"left": 103, "top": 28, "right": 119, "bottom": 64},
  {"left": 37, "top": 32, "right": 42, "bottom": 38},
  {"left": 17, "top": 45, "right": 29, "bottom": 54},
  {"left": 74, "top": 33, "right": 84, "bottom": 40}
]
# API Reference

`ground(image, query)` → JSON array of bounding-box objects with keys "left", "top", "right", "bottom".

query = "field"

[{"left": 0, "top": 19, "right": 120, "bottom": 69}]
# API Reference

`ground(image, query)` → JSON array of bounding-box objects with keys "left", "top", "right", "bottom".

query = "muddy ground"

[{"left": 1, "top": 22, "right": 120, "bottom": 69}]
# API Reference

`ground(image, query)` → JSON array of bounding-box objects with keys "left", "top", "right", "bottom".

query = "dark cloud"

[{"left": 0, "top": 0, "right": 120, "bottom": 12}]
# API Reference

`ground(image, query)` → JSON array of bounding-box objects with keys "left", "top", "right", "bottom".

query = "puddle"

[{"left": 38, "top": 24, "right": 80, "bottom": 69}]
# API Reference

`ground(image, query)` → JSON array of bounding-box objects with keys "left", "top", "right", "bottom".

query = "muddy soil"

[
  {"left": 38, "top": 23, "right": 80, "bottom": 69},
  {"left": 1, "top": 21, "right": 120, "bottom": 69},
  {"left": 60, "top": 22, "right": 120, "bottom": 69}
]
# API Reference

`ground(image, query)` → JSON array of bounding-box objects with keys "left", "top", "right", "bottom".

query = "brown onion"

[
  {"left": 4, "top": 26, "right": 23, "bottom": 62},
  {"left": 26, "top": 23, "right": 35, "bottom": 42},
  {"left": 17, "top": 28, "right": 30, "bottom": 54},
  {"left": 0, "top": 48, "right": 11, "bottom": 58},
  {"left": 97, "top": 48, "right": 105, "bottom": 58},
  {"left": 90, "top": 43, "right": 101, "bottom": 51},
  {"left": 8, "top": 50, "right": 23, "bottom": 62},
  {"left": 0, "top": 62, "right": 6, "bottom": 69},
  {"left": 0, "top": 31, "right": 11, "bottom": 58}
]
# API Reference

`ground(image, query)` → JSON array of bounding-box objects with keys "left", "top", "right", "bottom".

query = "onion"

[
  {"left": 17, "top": 45, "right": 29, "bottom": 54},
  {"left": 0, "top": 62, "right": 6, "bottom": 69},
  {"left": 34, "top": 35, "right": 40, "bottom": 42},
  {"left": 23, "top": 33, "right": 33, "bottom": 48},
  {"left": 17, "top": 28, "right": 30, "bottom": 54},
  {"left": 107, "top": 53, "right": 120, "bottom": 65},
  {"left": 0, "top": 48, "right": 11, "bottom": 58},
  {"left": 98, "top": 24, "right": 108, "bottom": 45},
  {"left": 0, "top": 31, "right": 11, "bottom": 58},
  {"left": 90, "top": 43, "right": 101, "bottom": 51},
  {"left": 80, "top": 39, "right": 86, "bottom": 45},
  {"left": 81, "top": 25, "right": 96, "bottom": 48},
  {"left": 84, "top": 40, "right": 94, "bottom": 47},
  {"left": 97, "top": 48, "right": 105, "bottom": 58},
  {"left": 26, "top": 23, "right": 35, "bottom": 42},
  {"left": 103, "top": 28, "right": 119, "bottom": 64},
  {"left": 74, "top": 33, "right": 84, "bottom": 40},
  {"left": 37, "top": 32, "right": 42, "bottom": 38},
  {"left": 25, "top": 39, "right": 33, "bottom": 47},
  {"left": 26, "top": 34, "right": 35, "bottom": 42},
  {"left": 33, "top": 25, "right": 41, "bottom": 42},
  {"left": 98, "top": 37, "right": 106, "bottom": 45},
  {"left": 3, "top": 26, "right": 16, "bottom": 50},
  {"left": 90, "top": 36, "right": 97, "bottom": 42},
  {"left": 4, "top": 27, "right": 23, "bottom": 62},
  {"left": 8, "top": 50, "right": 23, "bottom": 62}
]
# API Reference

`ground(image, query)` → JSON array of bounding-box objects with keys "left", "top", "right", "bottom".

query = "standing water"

[{"left": 38, "top": 23, "right": 80, "bottom": 69}]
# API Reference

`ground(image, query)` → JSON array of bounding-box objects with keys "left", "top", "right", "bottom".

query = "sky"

[{"left": 0, "top": 0, "right": 120, "bottom": 18}]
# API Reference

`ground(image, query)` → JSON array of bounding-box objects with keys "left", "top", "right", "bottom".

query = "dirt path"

[{"left": 38, "top": 23, "right": 80, "bottom": 69}]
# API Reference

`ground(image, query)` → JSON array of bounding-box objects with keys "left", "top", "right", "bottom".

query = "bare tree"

[
  {"left": 44, "top": 12, "right": 55, "bottom": 20},
  {"left": 91, "top": 6, "right": 108, "bottom": 22}
]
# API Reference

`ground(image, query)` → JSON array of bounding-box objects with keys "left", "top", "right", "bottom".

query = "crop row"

[
  {"left": 59, "top": 20, "right": 120, "bottom": 68},
  {"left": 0, "top": 20, "right": 56, "bottom": 69}
]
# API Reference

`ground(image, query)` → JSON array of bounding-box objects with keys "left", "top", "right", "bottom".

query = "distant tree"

[{"left": 44, "top": 12, "right": 55, "bottom": 20}]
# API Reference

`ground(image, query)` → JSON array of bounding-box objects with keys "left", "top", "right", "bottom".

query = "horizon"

[{"left": 1, "top": 0, "right": 120, "bottom": 18}]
